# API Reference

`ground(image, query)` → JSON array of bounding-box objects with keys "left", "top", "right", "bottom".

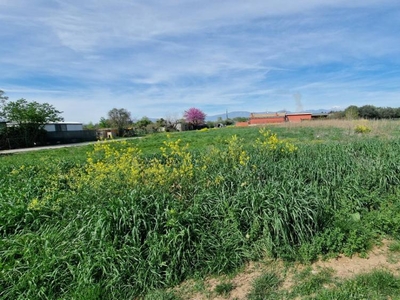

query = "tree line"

[
  {"left": 4, "top": 87, "right": 399, "bottom": 150},
  {"left": 87, "top": 107, "right": 210, "bottom": 135},
  {"left": 0, "top": 90, "right": 214, "bottom": 149},
  {"left": 90, "top": 107, "right": 251, "bottom": 135},
  {"left": 332, "top": 105, "right": 400, "bottom": 120}
]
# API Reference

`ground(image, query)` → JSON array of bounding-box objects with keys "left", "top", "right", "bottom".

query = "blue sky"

[{"left": 1, "top": 0, "right": 399, "bottom": 123}]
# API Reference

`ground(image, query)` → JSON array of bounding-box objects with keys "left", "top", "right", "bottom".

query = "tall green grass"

[{"left": 1, "top": 126, "right": 400, "bottom": 298}]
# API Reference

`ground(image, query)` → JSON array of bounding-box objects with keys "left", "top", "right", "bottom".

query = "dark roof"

[
  {"left": 311, "top": 113, "right": 330, "bottom": 117},
  {"left": 286, "top": 112, "right": 312, "bottom": 116}
]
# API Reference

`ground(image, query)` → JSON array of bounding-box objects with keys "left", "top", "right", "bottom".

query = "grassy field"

[{"left": 1, "top": 119, "right": 400, "bottom": 299}]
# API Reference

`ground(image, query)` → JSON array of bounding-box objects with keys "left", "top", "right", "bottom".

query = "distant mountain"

[
  {"left": 140, "top": 109, "right": 338, "bottom": 124},
  {"left": 276, "top": 109, "right": 335, "bottom": 114},
  {"left": 304, "top": 109, "right": 335, "bottom": 114},
  {"left": 205, "top": 109, "right": 336, "bottom": 122},
  {"left": 206, "top": 111, "right": 251, "bottom": 122}
]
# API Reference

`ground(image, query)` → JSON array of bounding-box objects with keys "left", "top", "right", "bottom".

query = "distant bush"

[{"left": 354, "top": 124, "right": 371, "bottom": 134}]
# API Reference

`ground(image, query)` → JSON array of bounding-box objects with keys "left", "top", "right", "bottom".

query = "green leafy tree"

[
  {"left": 135, "top": 116, "right": 152, "bottom": 129},
  {"left": 222, "top": 118, "right": 234, "bottom": 126},
  {"left": 0, "top": 90, "right": 8, "bottom": 103},
  {"left": 206, "top": 121, "right": 215, "bottom": 128},
  {"left": 358, "top": 105, "right": 379, "bottom": 119},
  {"left": 233, "top": 116, "right": 249, "bottom": 122},
  {"left": 83, "top": 121, "right": 96, "bottom": 130},
  {"left": 0, "top": 96, "right": 63, "bottom": 146},
  {"left": 107, "top": 108, "right": 132, "bottom": 136},
  {"left": 98, "top": 117, "right": 111, "bottom": 128},
  {"left": 344, "top": 105, "right": 359, "bottom": 120},
  {"left": 155, "top": 118, "right": 166, "bottom": 128},
  {"left": 377, "top": 107, "right": 396, "bottom": 119},
  {"left": 0, "top": 90, "right": 8, "bottom": 130}
]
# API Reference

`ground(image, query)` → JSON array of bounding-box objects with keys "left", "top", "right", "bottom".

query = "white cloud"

[{"left": 0, "top": 0, "right": 399, "bottom": 122}]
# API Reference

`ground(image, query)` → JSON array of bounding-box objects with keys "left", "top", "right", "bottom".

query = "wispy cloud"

[{"left": 1, "top": 0, "right": 399, "bottom": 122}]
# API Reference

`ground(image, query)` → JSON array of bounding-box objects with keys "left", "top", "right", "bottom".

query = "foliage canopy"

[
  {"left": 108, "top": 108, "right": 131, "bottom": 127},
  {"left": 0, "top": 89, "right": 8, "bottom": 102},
  {"left": 184, "top": 107, "right": 206, "bottom": 125},
  {"left": 338, "top": 104, "right": 400, "bottom": 120},
  {"left": 135, "top": 116, "right": 152, "bottom": 129},
  {"left": 0, "top": 98, "right": 63, "bottom": 126},
  {"left": 0, "top": 92, "right": 64, "bottom": 146},
  {"left": 107, "top": 108, "right": 132, "bottom": 135}
]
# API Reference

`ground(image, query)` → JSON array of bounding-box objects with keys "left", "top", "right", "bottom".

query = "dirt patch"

[
  {"left": 281, "top": 239, "right": 400, "bottom": 292},
  {"left": 178, "top": 262, "right": 263, "bottom": 300},
  {"left": 313, "top": 239, "right": 400, "bottom": 279},
  {"left": 210, "top": 262, "right": 263, "bottom": 300},
  {"left": 174, "top": 239, "right": 400, "bottom": 299}
]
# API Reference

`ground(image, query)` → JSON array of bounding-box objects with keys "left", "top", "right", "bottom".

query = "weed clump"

[
  {"left": 354, "top": 124, "right": 371, "bottom": 134},
  {"left": 214, "top": 282, "right": 234, "bottom": 296},
  {"left": 247, "top": 272, "right": 282, "bottom": 300}
]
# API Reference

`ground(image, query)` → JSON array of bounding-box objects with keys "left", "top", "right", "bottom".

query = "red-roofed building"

[
  {"left": 286, "top": 112, "right": 312, "bottom": 122},
  {"left": 249, "top": 113, "right": 286, "bottom": 125},
  {"left": 235, "top": 112, "right": 313, "bottom": 127}
]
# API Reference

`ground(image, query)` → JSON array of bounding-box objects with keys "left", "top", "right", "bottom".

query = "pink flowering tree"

[{"left": 183, "top": 107, "right": 206, "bottom": 126}]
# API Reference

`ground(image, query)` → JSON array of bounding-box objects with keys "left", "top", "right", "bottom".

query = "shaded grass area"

[{"left": 1, "top": 121, "right": 400, "bottom": 298}]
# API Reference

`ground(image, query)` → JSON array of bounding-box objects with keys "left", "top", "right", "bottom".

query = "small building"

[
  {"left": 176, "top": 122, "right": 188, "bottom": 132},
  {"left": 96, "top": 128, "right": 119, "bottom": 139},
  {"left": 311, "top": 113, "right": 330, "bottom": 119},
  {"left": 236, "top": 111, "right": 315, "bottom": 127},
  {"left": 44, "top": 122, "right": 96, "bottom": 144},
  {"left": 249, "top": 113, "right": 286, "bottom": 125},
  {"left": 44, "top": 122, "right": 83, "bottom": 132},
  {"left": 2, "top": 121, "right": 96, "bottom": 147},
  {"left": 286, "top": 113, "right": 312, "bottom": 122}
]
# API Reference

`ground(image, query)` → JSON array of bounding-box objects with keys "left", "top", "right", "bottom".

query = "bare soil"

[{"left": 174, "top": 239, "right": 400, "bottom": 300}]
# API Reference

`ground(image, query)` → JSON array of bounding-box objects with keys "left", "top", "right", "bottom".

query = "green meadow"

[{"left": 1, "top": 120, "right": 400, "bottom": 299}]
